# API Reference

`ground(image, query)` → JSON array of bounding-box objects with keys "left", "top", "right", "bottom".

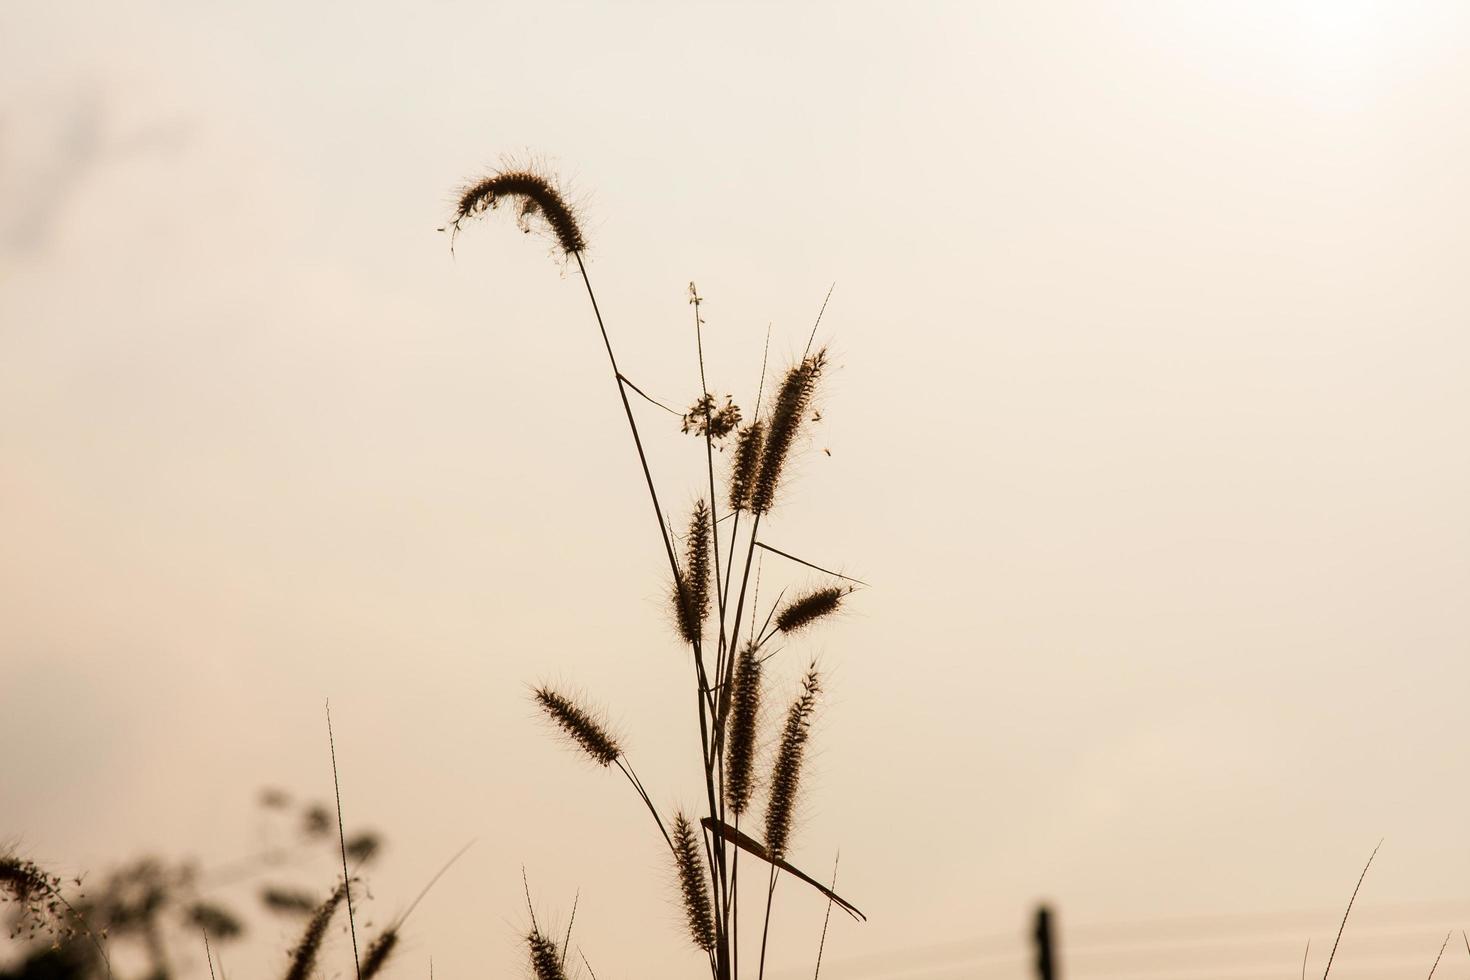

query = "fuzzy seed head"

[
  {"left": 533, "top": 687, "right": 621, "bottom": 766},
  {"left": 361, "top": 929, "right": 399, "bottom": 980},
  {"left": 682, "top": 394, "right": 742, "bottom": 441},
  {"left": 751, "top": 350, "right": 827, "bottom": 515},
  {"left": 728, "top": 421, "right": 765, "bottom": 512},
  {"left": 723, "top": 645, "right": 764, "bottom": 814},
  {"left": 0, "top": 856, "right": 71, "bottom": 944},
  {"left": 764, "top": 666, "right": 821, "bottom": 861},
  {"left": 672, "top": 501, "right": 712, "bottom": 645},
  {"left": 283, "top": 880, "right": 348, "bottom": 980},
  {"left": 671, "top": 814, "right": 716, "bottom": 951},
  {"left": 776, "top": 586, "right": 845, "bottom": 635},
  {"left": 452, "top": 169, "right": 586, "bottom": 255},
  {"left": 526, "top": 929, "right": 568, "bottom": 980}
]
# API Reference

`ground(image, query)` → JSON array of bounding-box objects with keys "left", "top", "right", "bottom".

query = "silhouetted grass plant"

[{"left": 452, "top": 161, "right": 864, "bottom": 980}]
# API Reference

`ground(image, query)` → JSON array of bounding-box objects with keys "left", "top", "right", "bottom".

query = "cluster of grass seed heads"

[
  {"left": 681, "top": 394, "right": 742, "bottom": 441},
  {"left": 723, "top": 645, "right": 764, "bottom": 814},
  {"left": 526, "top": 928, "right": 569, "bottom": 980},
  {"left": 727, "top": 421, "right": 766, "bottom": 512},
  {"left": 672, "top": 500, "right": 712, "bottom": 645},
  {"left": 0, "top": 856, "right": 75, "bottom": 943},
  {"left": 533, "top": 687, "right": 622, "bottom": 767},
  {"left": 764, "top": 666, "right": 821, "bottom": 861},
  {"left": 452, "top": 169, "right": 585, "bottom": 255},
  {"left": 750, "top": 350, "right": 827, "bottom": 515},
  {"left": 671, "top": 814, "right": 716, "bottom": 952},
  {"left": 283, "top": 880, "right": 349, "bottom": 980},
  {"left": 775, "top": 586, "right": 846, "bottom": 635}
]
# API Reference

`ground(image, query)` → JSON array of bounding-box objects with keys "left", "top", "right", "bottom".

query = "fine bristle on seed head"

[
  {"left": 764, "top": 665, "right": 821, "bottom": 861},
  {"left": 452, "top": 169, "right": 586, "bottom": 255},
  {"left": 672, "top": 500, "right": 711, "bottom": 645},
  {"left": 751, "top": 350, "right": 827, "bottom": 515},
  {"left": 671, "top": 813, "right": 716, "bottom": 952},
  {"left": 728, "top": 421, "right": 765, "bottom": 512},
  {"left": 283, "top": 880, "right": 349, "bottom": 980},
  {"left": 526, "top": 929, "right": 568, "bottom": 980},
  {"left": 723, "top": 645, "right": 763, "bottom": 815},
  {"left": 776, "top": 586, "right": 846, "bottom": 635},
  {"left": 532, "top": 687, "right": 622, "bottom": 766}
]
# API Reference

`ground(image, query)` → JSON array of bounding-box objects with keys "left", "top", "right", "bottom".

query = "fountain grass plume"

[
  {"left": 672, "top": 814, "right": 717, "bottom": 952},
  {"left": 723, "top": 645, "right": 763, "bottom": 815},
  {"left": 527, "top": 928, "right": 569, "bottom": 980},
  {"left": 764, "top": 666, "right": 821, "bottom": 861},
  {"left": 533, "top": 687, "right": 622, "bottom": 767},
  {"left": 751, "top": 350, "right": 827, "bottom": 516},
  {"left": 673, "top": 500, "right": 712, "bottom": 645},
  {"left": 775, "top": 586, "right": 845, "bottom": 636},
  {"left": 728, "top": 422, "right": 765, "bottom": 512},
  {"left": 452, "top": 168, "right": 586, "bottom": 256},
  {"left": 283, "top": 880, "right": 349, "bottom": 980}
]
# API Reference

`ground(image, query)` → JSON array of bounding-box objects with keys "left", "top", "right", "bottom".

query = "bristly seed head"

[
  {"left": 751, "top": 350, "right": 827, "bottom": 515},
  {"left": 526, "top": 928, "right": 568, "bottom": 980},
  {"left": 451, "top": 168, "right": 586, "bottom": 255},
  {"left": 764, "top": 665, "right": 821, "bottom": 862},
  {"left": 723, "top": 644, "right": 763, "bottom": 815},
  {"left": 533, "top": 687, "right": 622, "bottom": 767},
  {"left": 283, "top": 879, "right": 349, "bottom": 980},
  {"left": 728, "top": 421, "right": 765, "bottom": 512},
  {"left": 672, "top": 500, "right": 711, "bottom": 645},
  {"left": 0, "top": 856, "right": 72, "bottom": 944},
  {"left": 360, "top": 928, "right": 399, "bottom": 980},
  {"left": 671, "top": 813, "right": 716, "bottom": 951},
  {"left": 775, "top": 586, "right": 846, "bottom": 635}
]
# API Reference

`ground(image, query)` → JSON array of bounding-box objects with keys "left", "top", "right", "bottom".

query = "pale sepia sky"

[{"left": 3, "top": 2, "right": 1469, "bottom": 979}]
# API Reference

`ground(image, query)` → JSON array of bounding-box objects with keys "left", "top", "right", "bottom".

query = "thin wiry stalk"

[
  {"left": 560, "top": 891, "right": 578, "bottom": 968},
  {"left": 615, "top": 757, "right": 675, "bottom": 853},
  {"left": 812, "top": 854, "right": 840, "bottom": 980},
  {"left": 1322, "top": 840, "right": 1381, "bottom": 980},
  {"left": 203, "top": 932, "right": 216, "bottom": 980},
  {"left": 757, "top": 866, "right": 779, "bottom": 980},
  {"left": 326, "top": 702, "right": 362, "bottom": 980},
  {"left": 754, "top": 542, "right": 867, "bottom": 586},
  {"left": 1425, "top": 932, "right": 1450, "bottom": 980}
]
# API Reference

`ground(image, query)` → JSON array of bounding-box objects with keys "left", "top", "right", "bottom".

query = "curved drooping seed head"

[
  {"left": 452, "top": 169, "right": 586, "bottom": 255},
  {"left": 672, "top": 501, "right": 711, "bottom": 645},
  {"left": 751, "top": 350, "right": 827, "bottom": 515},
  {"left": 727, "top": 421, "right": 765, "bottom": 512},
  {"left": 723, "top": 645, "right": 763, "bottom": 814},
  {"left": 526, "top": 929, "right": 568, "bottom": 980},
  {"left": 764, "top": 666, "right": 821, "bottom": 861},
  {"left": 775, "top": 586, "right": 846, "bottom": 635},
  {"left": 532, "top": 687, "right": 622, "bottom": 766},
  {"left": 671, "top": 813, "right": 716, "bottom": 952},
  {"left": 283, "top": 880, "right": 349, "bottom": 980}
]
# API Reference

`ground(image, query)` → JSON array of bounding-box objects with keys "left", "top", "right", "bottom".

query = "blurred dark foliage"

[{"left": 1, "top": 791, "right": 382, "bottom": 980}]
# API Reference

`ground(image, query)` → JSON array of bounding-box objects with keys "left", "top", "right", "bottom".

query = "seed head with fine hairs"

[
  {"left": 751, "top": 349, "right": 827, "bottom": 515},
  {"left": 775, "top": 586, "right": 846, "bottom": 635},
  {"left": 526, "top": 929, "right": 569, "bottom": 980},
  {"left": 360, "top": 929, "right": 399, "bottom": 980},
  {"left": 671, "top": 813, "right": 716, "bottom": 952},
  {"left": 533, "top": 687, "right": 622, "bottom": 766},
  {"left": 764, "top": 666, "right": 821, "bottom": 862},
  {"left": 452, "top": 168, "right": 586, "bottom": 255},
  {"left": 727, "top": 421, "right": 765, "bottom": 512},
  {"left": 0, "top": 856, "right": 72, "bottom": 943},
  {"left": 283, "top": 880, "right": 349, "bottom": 980},
  {"left": 672, "top": 500, "right": 712, "bottom": 645},
  {"left": 723, "top": 644, "right": 763, "bottom": 814}
]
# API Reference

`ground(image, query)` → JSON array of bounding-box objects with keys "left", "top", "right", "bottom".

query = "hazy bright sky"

[{"left": 4, "top": 2, "right": 1470, "bottom": 979}]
